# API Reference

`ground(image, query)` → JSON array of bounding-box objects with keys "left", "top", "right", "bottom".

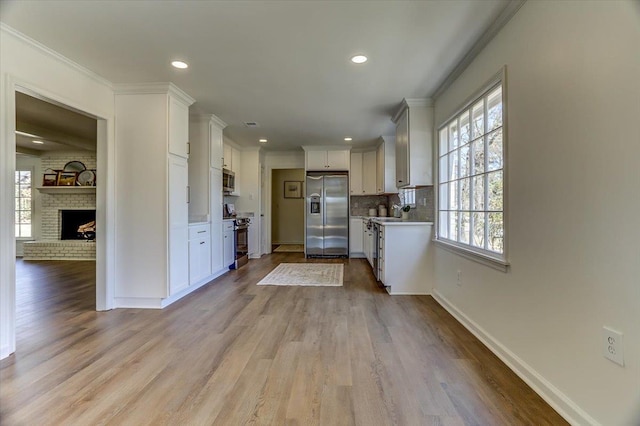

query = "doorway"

[
  {"left": 2, "top": 81, "right": 112, "bottom": 359},
  {"left": 15, "top": 91, "right": 99, "bottom": 313},
  {"left": 271, "top": 168, "right": 305, "bottom": 253}
]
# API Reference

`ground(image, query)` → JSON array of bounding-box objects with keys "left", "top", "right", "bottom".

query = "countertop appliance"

[
  {"left": 223, "top": 168, "right": 235, "bottom": 194},
  {"left": 230, "top": 217, "right": 250, "bottom": 269},
  {"left": 306, "top": 172, "right": 349, "bottom": 257}
]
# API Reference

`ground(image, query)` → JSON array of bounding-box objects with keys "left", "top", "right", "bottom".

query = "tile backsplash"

[{"left": 351, "top": 186, "right": 434, "bottom": 221}]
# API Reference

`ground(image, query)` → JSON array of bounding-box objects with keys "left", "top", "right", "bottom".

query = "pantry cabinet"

[
  {"left": 392, "top": 98, "right": 433, "bottom": 187},
  {"left": 114, "top": 83, "right": 195, "bottom": 308}
]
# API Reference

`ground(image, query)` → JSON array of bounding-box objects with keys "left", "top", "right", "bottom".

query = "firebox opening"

[{"left": 60, "top": 209, "right": 96, "bottom": 240}]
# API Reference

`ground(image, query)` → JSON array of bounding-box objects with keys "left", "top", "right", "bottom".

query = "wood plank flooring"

[{"left": 0, "top": 256, "right": 568, "bottom": 425}]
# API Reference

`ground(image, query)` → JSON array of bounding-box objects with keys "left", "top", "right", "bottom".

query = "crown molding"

[
  {"left": 301, "top": 145, "right": 352, "bottom": 151},
  {"left": 113, "top": 82, "right": 195, "bottom": 106},
  {"left": 190, "top": 113, "right": 227, "bottom": 129},
  {"left": 431, "top": 0, "right": 526, "bottom": 100},
  {"left": 0, "top": 23, "right": 114, "bottom": 90},
  {"left": 392, "top": 97, "right": 433, "bottom": 124}
]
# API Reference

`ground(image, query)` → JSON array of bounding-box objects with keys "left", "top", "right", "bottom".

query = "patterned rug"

[
  {"left": 273, "top": 244, "right": 305, "bottom": 253},
  {"left": 257, "top": 263, "right": 343, "bottom": 286}
]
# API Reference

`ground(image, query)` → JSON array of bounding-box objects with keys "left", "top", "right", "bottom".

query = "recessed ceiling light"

[
  {"left": 344, "top": 137, "right": 353, "bottom": 142},
  {"left": 171, "top": 60, "right": 188, "bottom": 69},
  {"left": 350, "top": 55, "right": 368, "bottom": 64},
  {"left": 259, "top": 139, "right": 268, "bottom": 143},
  {"left": 32, "top": 140, "right": 44, "bottom": 144}
]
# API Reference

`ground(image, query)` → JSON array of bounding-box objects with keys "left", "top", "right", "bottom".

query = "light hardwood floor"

[{"left": 1, "top": 256, "right": 567, "bottom": 425}]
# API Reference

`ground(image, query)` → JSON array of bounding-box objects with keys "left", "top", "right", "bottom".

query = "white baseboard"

[
  {"left": 432, "top": 290, "right": 598, "bottom": 426},
  {"left": 1, "top": 344, "right": 13, "bottom": 360},
  {"left": 114, "top": 297, "right": 163, "bottom": 309}
]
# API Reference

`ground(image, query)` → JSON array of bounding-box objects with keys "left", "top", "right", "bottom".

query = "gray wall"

[{"left": 271, "top": 168, "right": 305, "bottom": 244}]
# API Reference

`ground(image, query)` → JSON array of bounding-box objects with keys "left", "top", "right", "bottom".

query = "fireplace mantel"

[{"left": 37, "top": 186, "right": 96, "bottom": 194}]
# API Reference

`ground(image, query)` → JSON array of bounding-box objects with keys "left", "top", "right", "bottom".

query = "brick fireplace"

[{"left": 22, "top": 151, "right": 97, "bottom": 261}]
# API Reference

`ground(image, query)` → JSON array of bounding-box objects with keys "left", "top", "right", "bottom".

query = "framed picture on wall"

[{"left": 284, "top": 181, "right": 302, "bottom": 198}]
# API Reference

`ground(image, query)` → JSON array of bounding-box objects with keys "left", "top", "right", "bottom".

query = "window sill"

[{"left": 433, "top": 239, "right": 509, "bottom": 272}]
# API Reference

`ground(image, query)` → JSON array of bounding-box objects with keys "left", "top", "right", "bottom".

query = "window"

[
  {"left": 437, "top": 80, "right": 505, "bottom": 263},
  {"left": 399, "top": 188, "right": 416, "bottom": 207},
  {"left": 15, "top": 170, "right": 33, "bottom": 238}
]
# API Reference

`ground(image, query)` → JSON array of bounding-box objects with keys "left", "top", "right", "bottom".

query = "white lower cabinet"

[
  {"left": 189, "top": 224, "right": 211, "bottom": 285},
  {"left": 349, "top": 218, "right": 364, "bottom": 257},
  {"left": 223, "top": 220, "right": 235, "bottom": 269},
  {"left": 377, "top": 222, "right": 433, "bottom": 295},
  {"left": 363, "top": 219, "right": 374, "bottom": 267}
]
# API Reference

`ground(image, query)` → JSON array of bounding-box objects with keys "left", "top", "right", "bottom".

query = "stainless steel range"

[{"left": 231, "top": 217, "right": 250, "bottom": 269}]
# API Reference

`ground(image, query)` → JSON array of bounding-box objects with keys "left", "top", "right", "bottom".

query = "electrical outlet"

[
  {"left": 603, "top": 326, "right": 624, "bottom": 366},
  {"left": 456, "top": 270, "right": 462, "bottom": 287}
]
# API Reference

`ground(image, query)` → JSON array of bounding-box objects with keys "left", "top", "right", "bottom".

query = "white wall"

[
  {"left": 234, "top": 148, "right": 262, "bottom": 258},
  {"left": 0, "top": 25, "right": 116, "bottom": 359},
  {"left": 432, "top": 2, "right": 640, "bottom": 425}
]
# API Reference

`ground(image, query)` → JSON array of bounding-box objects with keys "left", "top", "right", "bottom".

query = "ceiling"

[
  {"left": 1, "top": 0, "right": 510, "bottom": 151},
  {"left": 15, "top": 92, "right": 97, "bottom": 153}
]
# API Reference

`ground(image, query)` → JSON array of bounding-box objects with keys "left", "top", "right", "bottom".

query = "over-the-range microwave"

[{"left": 223, "top": 168, "right": 235, "bottom": 193}]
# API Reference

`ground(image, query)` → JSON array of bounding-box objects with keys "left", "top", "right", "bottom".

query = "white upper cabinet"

[
  {"left": 350, "top": 152, "right": 363, "bottom": 194},
  {"left": 304, "top": 147, "right": 350, "bottom": 171},
  {"left": 189, "top": 114, "right": 227, "bottom": 220},
  {"left": 210, "top": 120, "right": 224, "bottom": 170},
  {"left": 362, "top": 150, "right": 377, "bottom": 195},
  {"left": 376, "top": 135, "right": 397, "bottom": 194},
  {"left": 223, "top": 144, "right": 232, "bottom": 170},
  {"left": 169, "top": 96, "right": 190, "bottom": 158},
  {"left": 350, "top": 150, "right": 377, "bottom": 195},
  {"left": 392, "top": 98, "right": 433, "bottom": 187}
]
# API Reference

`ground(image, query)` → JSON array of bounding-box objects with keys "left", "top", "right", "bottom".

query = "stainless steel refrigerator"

[{"left": 305, "top": 172, "right": 349, "bottom": 257}]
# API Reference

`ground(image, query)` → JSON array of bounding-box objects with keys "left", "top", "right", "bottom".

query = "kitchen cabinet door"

[
  {"left": 395, "top": 108, "right": 409, "bottom": 187},
  {"left": 210, "top": 169, "right": 224, "bottom": 273},
  {"left": 169, "top": 96, "right": 189, "bottom": 159},
  {"left": 169, "top": 155, "right": 189, "bottom": 295},
  {"left": 350, "top": 153, "right": 363, "bottom": 195},
  {"left": 306, "top": 151, "right": 327, "bottom": 170},
  {"left": 210, "top": 122, "right": 224, "bottom": 170},
  {"left": 349, "top": 218, "right": 364, "bottom": 256},
  {"left": 326, "top": 150, "right": 350, "bottom": 170},
  {"left": 362, "top": 150, "right": 377, "bottom": 195},
  {"left": 223, "top": 144, "right": 232, "bottom": 170},
  {"left": 223, "top": 221, "right": 235, "bottom": 269}
]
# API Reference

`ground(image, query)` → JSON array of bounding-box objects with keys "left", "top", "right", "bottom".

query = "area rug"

[
  {"left": 257, "top": 263, "right": 343, "bottom": 286},
  {"left": 273, "top": 244, "right": 305, "bottom": 253}
]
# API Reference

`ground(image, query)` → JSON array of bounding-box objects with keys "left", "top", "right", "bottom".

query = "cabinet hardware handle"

[
  {"left": 197, "top": 230, "right": 206, "bottom": 234},
  {"left": 200, "top": 241, "right": 205, "bottom": 245},
  {"left": 187, "top": 142, "right": 190, "bottom": 155},
  {"left": 187, "top": 186, "right": 190, "bottom": 203}
]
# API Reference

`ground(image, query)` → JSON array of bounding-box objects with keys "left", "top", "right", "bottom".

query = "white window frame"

[
  {"left": 15, "top": 167, "right": 34, "bottom": 240},
  {"left": 435, "top": 68, "right": 509, "bottom": 271}
]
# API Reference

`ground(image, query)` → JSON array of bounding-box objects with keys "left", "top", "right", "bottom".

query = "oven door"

[{"left": 233, "top": 224, "right": 249, "bottom": 269}]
